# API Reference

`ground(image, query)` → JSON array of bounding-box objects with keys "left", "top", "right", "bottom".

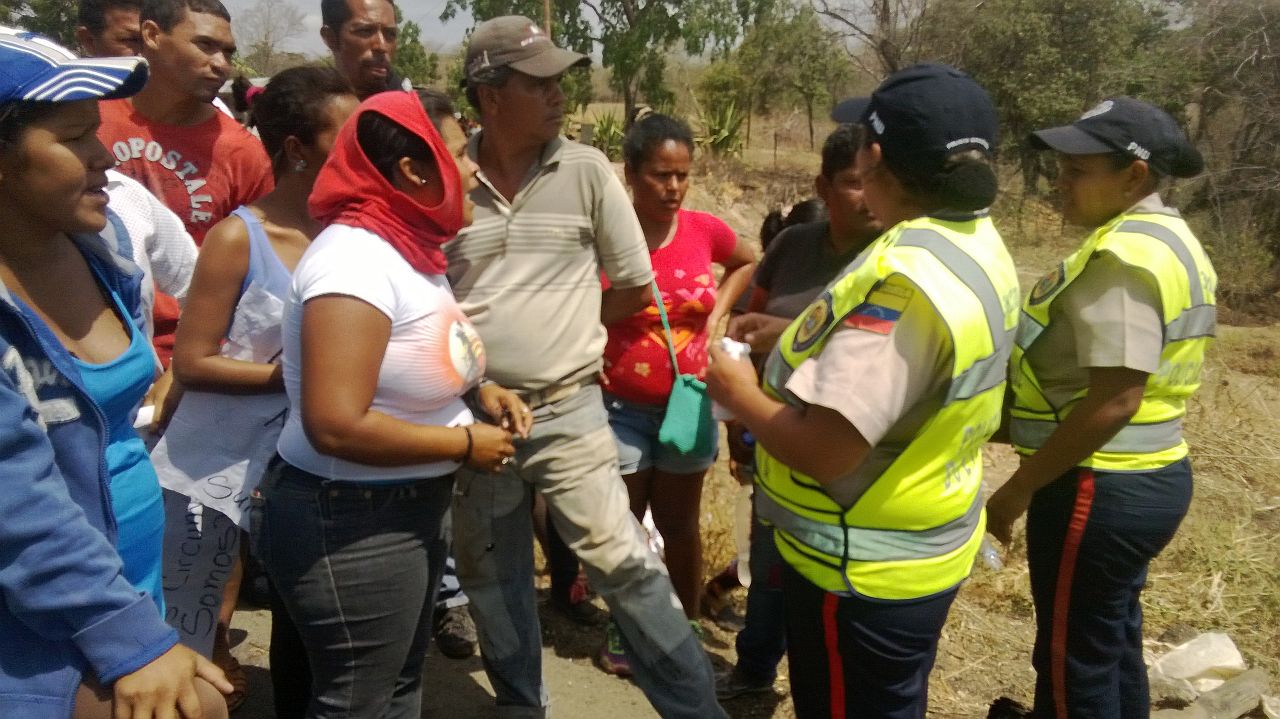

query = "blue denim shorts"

[{"left": 604, "top": 391, "right": 718, "bottom": 475}]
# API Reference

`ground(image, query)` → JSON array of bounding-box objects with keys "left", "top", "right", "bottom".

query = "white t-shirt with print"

[{"left": 277, "top": 224, "right": 485, "bottom": 481}]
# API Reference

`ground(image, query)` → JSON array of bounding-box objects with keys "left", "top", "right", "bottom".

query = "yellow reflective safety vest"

[
  {"left": 755, "top": 215, "right": 1020, "bottom": 600},
  {"left": 1010, "top": 210, "right": 1216, "bottom": 471}
]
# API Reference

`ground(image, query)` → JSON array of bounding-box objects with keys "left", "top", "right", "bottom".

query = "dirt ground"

[
  {"left": 228, "top": 443, "right": 1023, "bottom": 719},
  {"left": 225, "top": 564, "right": 792, "bottom": 719},
  {"left": 227, "top": 600, "right": 675, "bottom": 718}
]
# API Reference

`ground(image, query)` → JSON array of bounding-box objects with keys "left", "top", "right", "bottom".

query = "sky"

[{"left": 221, "top": 0, "right": 475, "bottom": 57}]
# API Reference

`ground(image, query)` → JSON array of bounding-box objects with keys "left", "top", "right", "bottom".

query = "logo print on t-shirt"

[
  {"left": 448, "top": 319, "right": 486, "bottom": 387},
  {"left": 110, "top": 138, "right": 216, "bottom": 226}
]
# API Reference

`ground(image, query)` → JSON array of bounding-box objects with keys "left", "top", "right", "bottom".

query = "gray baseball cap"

[{"left": 464, "top": 16, "right": 589, "bottom": 83}]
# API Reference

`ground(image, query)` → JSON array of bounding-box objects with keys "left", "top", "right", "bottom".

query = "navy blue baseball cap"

[
  {"left": 862, "top": 64, "right": 999, "bottom": 180},
  {"left": 830, "top": 96, "right": 869, "bottom": 124},
  {"left": 1031, "top": 97, "right": 1203, "bottom": 178},
  {"left": 0, "top": 26, "right": 148, "bottom": 104}
]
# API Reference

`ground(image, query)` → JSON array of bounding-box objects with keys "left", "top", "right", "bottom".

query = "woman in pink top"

[{"left": 596, "top": 113, "right": 756, "bottom": 676}]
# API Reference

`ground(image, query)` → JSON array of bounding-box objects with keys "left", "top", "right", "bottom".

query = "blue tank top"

[
  {"left": 74, "top": 277, "right": 164, "bottom": 614},
  {"left": 234, "top": 206, "right": 292, "bottom": 301}
]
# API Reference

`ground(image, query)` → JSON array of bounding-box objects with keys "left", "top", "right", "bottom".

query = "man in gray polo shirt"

[{"left": 445, "top": 15, "right": 724, "bottom": 719}]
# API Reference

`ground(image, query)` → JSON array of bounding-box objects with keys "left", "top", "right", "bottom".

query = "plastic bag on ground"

[{"left": 1148, "top": 632, "right": 1247, "bottom": 694}]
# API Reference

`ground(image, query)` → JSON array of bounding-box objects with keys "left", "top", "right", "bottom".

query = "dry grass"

[{"left": 697, "top": 330, "right": 1280, "bottom": 719}]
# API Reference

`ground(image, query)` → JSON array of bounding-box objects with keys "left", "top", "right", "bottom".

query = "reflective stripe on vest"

[
  {"left": 897, "top": 229, "right": 1017, "bottom": 404},
  {"left": 1119, "top": 220, "right": 1206, "bottom": 305},
  {"left": 755, "top": 216, "right": 1019, "bottom": 599},
  {"left": 756, "top": 483, "right": 984, "bottom": 562},
  {"left": 1010, "top": 212, "right": 1215, "bottom": 468},
  {"left": 1011, "top": 416, "right": 1183, "bottom": 455}
]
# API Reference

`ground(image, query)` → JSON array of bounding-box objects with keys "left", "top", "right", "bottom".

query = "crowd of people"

[{"left": 0, "top": 0, "right": 1217, "bottom": 718}]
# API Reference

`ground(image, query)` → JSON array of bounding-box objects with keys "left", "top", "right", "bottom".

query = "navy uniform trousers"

[{"left": 1026, "top": 459, "right": 1193, "bottom": 719}]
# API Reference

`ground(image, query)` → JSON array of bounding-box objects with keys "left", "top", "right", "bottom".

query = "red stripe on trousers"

[
  {"left": 823, "top": 592, "right": 844, "bottom": 719},
  {"left": 1051, "top": 471, "right": 1096, "bottom": 718}
]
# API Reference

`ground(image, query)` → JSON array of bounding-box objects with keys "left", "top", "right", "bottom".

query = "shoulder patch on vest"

[
  {"left": 1028, "top": 262, "right": 1066, "bottom": 305},
  {"left": 792, "top": 294, "right": 834, "bottom": 352}
]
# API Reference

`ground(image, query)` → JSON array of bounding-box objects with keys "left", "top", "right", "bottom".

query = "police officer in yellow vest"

[
  {"left": 986, "top": 98, "right": 1215, "bottom": 718},
  {"left": 707, "top": 64, "right": 1020, "bottom": 719}
]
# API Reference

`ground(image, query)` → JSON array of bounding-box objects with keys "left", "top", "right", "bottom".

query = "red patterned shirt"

[{"left": 602, "top": 209, "right": 737, "bottom": 405}]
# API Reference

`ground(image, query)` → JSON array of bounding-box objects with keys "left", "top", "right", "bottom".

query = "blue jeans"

[
  {"left": 604, "top": 391, "right": 717, "bottom": 474},
  {"left": 735, "top": 508, "right": 787, "bottom": 682},
  {"left": 255, "top": 458, "right": 453, "bottom": 719},
  {"left": 452, "top": 384, "right": 724, "bottom": 718}
]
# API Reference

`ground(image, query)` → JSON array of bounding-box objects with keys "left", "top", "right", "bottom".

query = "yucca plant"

[
  {"left": 590, "top": 111, "right": 625, "bottom": 162},
  {"left": 697, "top": 101, "right": 744, "bottom": 157}
]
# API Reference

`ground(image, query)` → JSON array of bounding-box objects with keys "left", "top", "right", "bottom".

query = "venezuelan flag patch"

[{"left": 843, "top": 284, "right": 913, "bottom": 335}]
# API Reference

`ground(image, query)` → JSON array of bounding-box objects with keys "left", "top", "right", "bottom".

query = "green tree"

[
  {"left": 922, "top": 0, "right": 1185, "bottom": 191},
  {"left": 441, "top": 0, "right": 743, "bottom": 124},
  {"left": 2, "top": 0, "right": 77, "bottom": 46},
  {"left": 393, "top": 18, "right": 439, "bottom": 86},
  {"left": 773, "top": 7, "right": 851, "bottom": 149},
  {"left": 1178, "top": 0, "right": 1280, "bottom": 262},
  {"left": 698, "top": 5, "right": 851, "bottom": 148}
]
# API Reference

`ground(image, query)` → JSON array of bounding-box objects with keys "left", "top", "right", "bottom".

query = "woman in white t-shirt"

[{"left": 257, "top": 90, "right": 531, "bottom": 719}]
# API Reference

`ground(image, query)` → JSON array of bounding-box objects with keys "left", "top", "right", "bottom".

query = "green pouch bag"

[
  {"left": 659, "top": 373, "right": 716, "bottom": 455},
  {"left": 651, "top": 279, "right": 717, "bottom": 456}
]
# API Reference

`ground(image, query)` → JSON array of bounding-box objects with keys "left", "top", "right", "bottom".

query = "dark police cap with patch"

[
  {"left": 862, "top": 64, "right": 999, "bottom": 180},
  {"left": 1030, "top": 97, "right": 1203, "bottom": 178}
]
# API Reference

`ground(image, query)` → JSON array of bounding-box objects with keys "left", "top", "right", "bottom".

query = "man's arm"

[
  {"left": 143, "top": 187, "right": 198, "bottom": 305},
  {"left": 601, "top": 283, "right": 652, "bottom": 326},
  {"left": 592, "top": 159, "right": 653, "bottom": 294}
]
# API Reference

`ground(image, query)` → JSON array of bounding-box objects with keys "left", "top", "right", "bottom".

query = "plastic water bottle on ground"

[
  {"left": 734, "top": 481, "right": 753, "bottom": 587},
  {"left": 978, "top": 536, "right": 1003, "bottom": 571}
]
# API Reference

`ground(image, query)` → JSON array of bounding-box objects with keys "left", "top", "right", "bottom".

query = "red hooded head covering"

[{"left": 309, "top": 91, "right": 463, "bottom": 275}]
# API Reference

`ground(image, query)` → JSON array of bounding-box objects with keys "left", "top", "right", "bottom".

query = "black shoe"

[
  {"left": 988, "top": 697, "right": 1032, "bottom": 718},
  {"left": 434, "top": 605, "right": 478, "bottom": 659},
  {"left": 715, "top": 667, "right": 775, "bottom": 700},
  {"left": 549, "top": 594, "right": 609, "bottom": 627}
]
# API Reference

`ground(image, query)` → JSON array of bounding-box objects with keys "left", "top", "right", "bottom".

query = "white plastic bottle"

[
  {"left": 978, "top": 536, "right": 1003, "bottom": 571},
  {"left": 712, "top": 337, "right": 753, "bottom": 421},
  {"left": 734, "top": 481, "right": 753, "bottom": 587}
]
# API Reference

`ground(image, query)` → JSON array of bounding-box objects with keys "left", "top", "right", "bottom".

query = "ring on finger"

[{"left": 500, "top": 456, "right": 512, "bottom": 466}]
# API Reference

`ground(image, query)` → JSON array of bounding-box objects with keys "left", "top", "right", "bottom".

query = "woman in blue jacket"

[{"left": 0, "top": 28, "right": 229, "bottom": 719}]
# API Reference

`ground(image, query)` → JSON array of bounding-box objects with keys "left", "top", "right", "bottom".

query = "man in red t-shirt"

[{"left": 97, "top": 0, "right": 273, "bottom": 366}]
